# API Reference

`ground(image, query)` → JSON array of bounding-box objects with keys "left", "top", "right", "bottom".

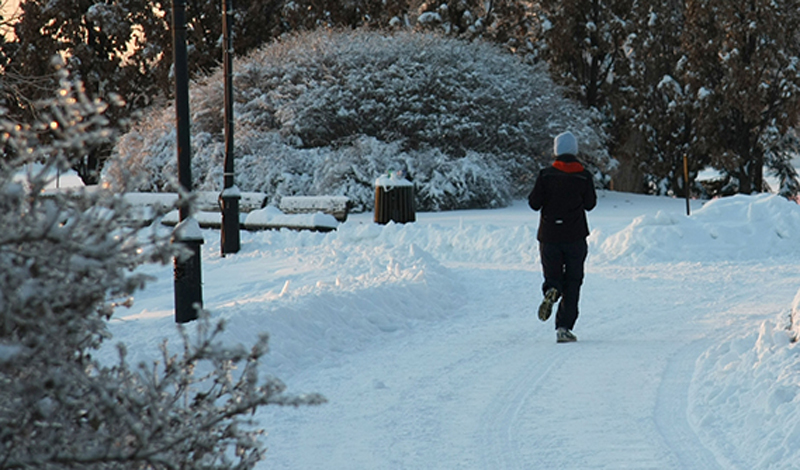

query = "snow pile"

[
  {"left": 334, "top": 219, "right": 540, "bottom": 266},
  {"left": 111, "top": 229, "right": 465, "bottom": 380},
  {"left": 793, "top": 289, "right": 800, "bottom": 341},
  {"left": 690, "top": 317, "right": 800, "bottom": 469},
  {"left": 594, "top": 194, "right": 800, "bottom": 263}
]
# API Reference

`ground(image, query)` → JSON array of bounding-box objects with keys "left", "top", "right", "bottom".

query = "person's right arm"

[{"left": 528, "top": 171, "right": 545, "bottom": 211}]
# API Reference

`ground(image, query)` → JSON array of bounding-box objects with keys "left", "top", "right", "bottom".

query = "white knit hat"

[{"left": 554, "top": 131, "right": 578, "bottom": 156}]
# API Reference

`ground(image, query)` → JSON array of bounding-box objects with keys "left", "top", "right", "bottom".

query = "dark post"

[
  {"left": 219, "top": 0, "right": 240, "bottom": 256},
  {"left": 172, "top": 0, "right": 203, "bottom": 323},
  {"left": 173, "top": 219, "right": 204, "bottom": 323},
  {"left": 683, "top": 154, "right": 691, "bottom": 216}
]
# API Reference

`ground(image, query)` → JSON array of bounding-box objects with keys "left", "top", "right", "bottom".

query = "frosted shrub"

[
  {"left": 106, "top": 30, "right": 610, "bottom": 211},
  {"left": 0, "top": 70, "right": 323, "bottom": 469}
]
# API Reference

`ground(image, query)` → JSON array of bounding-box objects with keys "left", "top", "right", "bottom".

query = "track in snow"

[{"left": 263, "top": 264, "right": 727, "bottom": 469}]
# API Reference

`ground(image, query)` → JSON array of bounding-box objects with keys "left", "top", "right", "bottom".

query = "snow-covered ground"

[{"left": 105, "top": 190, "right": 800, "bottom": 469}]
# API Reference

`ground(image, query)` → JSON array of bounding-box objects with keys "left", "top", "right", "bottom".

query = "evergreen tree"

[
  {"left": 681, "top": 0, "right": 800, "bottom": 195},
  {"left": 533, "top": 0, "right": 634, "bottom": 110},
  {"left": 531, "top": 0, "right": 634, "bottom": 193},
  {"left": 412, "top": 0, "right": 538, "bottom": 53},
  {"left": 622, "top": 0, "right": 695, "bottom": 194},
  {"left": 282, "top": 0, "right": 410, "bottom": 30}
]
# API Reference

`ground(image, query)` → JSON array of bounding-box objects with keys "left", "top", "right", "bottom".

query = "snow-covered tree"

[
  {"left": 2, "top": 0, "right": 291, "bottom": 185},
  {"left": 530, "top": 0, "right": 800, "bottom": 199},
  {"left": 621, "top": 0, "right": 696, "bottom": 195},
  {"left": 410, "top": 0, "right": 539, "bottom": 55},
  {"left": 531, "top": 0, "right": 648, "bottom": 193},
  {"left": 533, "top": 0, "right": 634, "bottom": 110},
  {"left": 0, "top": 68, "right": 324, "bottom": 469},
  {"left": 104, "top": 30, "right": 611, "bottom": 212},
  {"left": 4, "top": 0, "right": 169, "bottom": 184},
  {"left": 681, "top": 0, "right": 800, "bottom": 195},
  {"left": 282, "top": 0, "right": 409, "bottom": 30}
]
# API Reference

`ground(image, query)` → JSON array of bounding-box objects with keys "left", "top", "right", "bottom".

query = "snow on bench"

[
  {"left": 44, "top": 187, "right": 346, "bottom": 232},
  {"left": 122, "top": 191, "right": 269, "bottom": 229},
  {"left": 243, "top": 206, "right": 338, "bottom": 232},
  {"left": 160, "top": 193, "right": 347, "bottom": 232},
  {"left": 279, "top": 196, "right": 350, "bottom": 222},
  {"left": 160, "top": 205, "right": 338, "bottom": 232}
]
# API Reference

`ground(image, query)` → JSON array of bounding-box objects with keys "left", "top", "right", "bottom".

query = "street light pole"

[
  {"left": 683, "top": 154, "right": 691, "bottom": 216},
  {"left": 219, "top": 0, "right": 240, "bottom": 256},
  {"left": 172, "top": 0, "right": 203, "bottom": 323}
]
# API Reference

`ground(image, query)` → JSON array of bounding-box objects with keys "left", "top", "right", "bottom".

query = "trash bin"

[{"left": 374, "top": 171, "right": 415, "bottom": 224}]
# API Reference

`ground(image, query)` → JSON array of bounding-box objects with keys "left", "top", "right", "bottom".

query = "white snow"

[
  {"left": 105, "top": 190, "right": 800, "bottom": 469},
  {"left": 375, "top": 173, "right": 414, "bottom": 188},
  {"left": 172, "top": 216, "right": 204, "bottom": 242},
  {"left": 698, "top": 87, "right": 713, "bottom": 100},
  {"left": 245, "top": 205, "right": 339, "bottom": 230},
  {"left": 0, "top": 344, "right": 22, "bottom": 364},
  {"left": 418, "top": 11, "right": 442, "bottom": 25}
]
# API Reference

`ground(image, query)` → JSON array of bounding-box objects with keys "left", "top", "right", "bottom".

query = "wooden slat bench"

[
  {"left": 45, "top": 188, "right": 350, "bottom": 232},
  {"left": 162, "top": 193, "right": 349, "bottom": 232},
  {"left": 279, "top": 196, "right": 350, "bottom": 222}
]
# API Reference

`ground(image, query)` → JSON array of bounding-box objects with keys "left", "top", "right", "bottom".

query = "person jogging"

[{"left": 528, "top": 131, "right": 597, "bottom": 343}]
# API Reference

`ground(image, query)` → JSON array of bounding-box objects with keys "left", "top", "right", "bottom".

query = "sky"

[
  {"left": 0, "top": 0, "right": 19, "bottom": 23},
  {"left": 99, "top": 189, "right": 800, "bottom": 469},
  {"left": 1, "top": 0, "right": 18, "bottom": 16}
]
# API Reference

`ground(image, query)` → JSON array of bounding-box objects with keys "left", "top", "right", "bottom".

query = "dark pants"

[{"left": 539, "top": 239, "right": 587, "bottom": 331}]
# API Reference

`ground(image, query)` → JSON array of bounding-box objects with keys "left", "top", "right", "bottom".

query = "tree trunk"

[
  {"left": 610, "top": 131, "right": 647, "bottom": 193},
  {"left": 752, "top": 148, "right": 764, "bottom": 192}
]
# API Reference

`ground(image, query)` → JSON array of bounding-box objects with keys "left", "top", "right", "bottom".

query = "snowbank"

[
  {"left": 594, "top": 194, "right": 800, "bottom": 263},
  {"left": 793, "top": 290, "right": 800, "bottom": 340},
  {"left": 109, "top": 226, "right": 466, "bottom": 380},
  {"left": 690, "top": 316, "right": 800, "bottom": 469}
]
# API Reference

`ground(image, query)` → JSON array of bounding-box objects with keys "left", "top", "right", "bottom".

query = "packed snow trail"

[{"left": 259, "top": 257, "right": 798, "bottom": 469}]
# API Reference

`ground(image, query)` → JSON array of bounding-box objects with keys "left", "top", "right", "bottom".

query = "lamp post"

[
  {"left": 219, "top": 0, "right": 240, "bottom": 256},
  {"left": 172, "top": 0, "right": 203, "bottom": 323},
  {"left": 683, "top": 154, "right": 691, "bottom": 216}
]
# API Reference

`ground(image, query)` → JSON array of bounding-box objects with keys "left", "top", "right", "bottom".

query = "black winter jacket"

[{"left": 528, "top": 154, "right": 597, "bottom": 243}]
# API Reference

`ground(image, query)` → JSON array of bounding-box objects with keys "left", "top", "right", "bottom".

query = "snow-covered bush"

[
  {"left": 105, "top": 29, "right": 610, "bottom": 211},
  {"left": 0, "top": 70, "right": 323, "bottom": 469}
]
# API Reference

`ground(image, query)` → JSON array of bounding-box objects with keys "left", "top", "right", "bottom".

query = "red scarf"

[{"left": 553, "top": 160, "right": 584, "bottom": 173}]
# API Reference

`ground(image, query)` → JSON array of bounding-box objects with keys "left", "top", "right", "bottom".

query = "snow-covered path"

[
  {"left": 108, "top": 191, "right": 800, "bottom": 469},
  {"left": 259, "top": 257, "right": 798, "bottom": 469}
]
